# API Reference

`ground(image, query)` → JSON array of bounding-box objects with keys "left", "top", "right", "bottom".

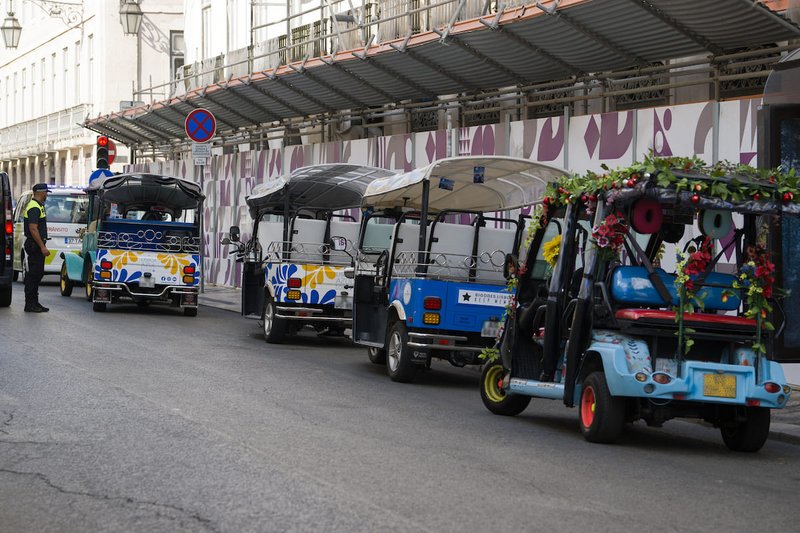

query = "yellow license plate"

[{"left": 703, "top": 374, "right": 736, "bottom": 398}]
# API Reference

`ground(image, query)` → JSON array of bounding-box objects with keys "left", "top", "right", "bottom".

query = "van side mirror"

[
  {"left": 331, "top": 236, "right": 348, "bottom": 251},
  {"left": 229, "top": 226, "right": 240, "bottom": 242},
  {"left": 503, "top": 253, "right": 519, "bottom": 280}
]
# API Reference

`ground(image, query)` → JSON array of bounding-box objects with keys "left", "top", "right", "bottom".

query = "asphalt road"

[{"left": 1, "top": 282, "right": 799, "bottom": 532}]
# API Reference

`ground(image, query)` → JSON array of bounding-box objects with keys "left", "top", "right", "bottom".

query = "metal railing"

[
  {"left": 264, "top": 240, "right": 354, "bottom": 266},
  {"left": 391, "top": 249, "right": 507, "bottom": 283},
  {"left": 98, "top": 230, "right": 201, "bottom": 253},
  {"left": 0, "top": 103, "right": 93, "bottom": 160}
]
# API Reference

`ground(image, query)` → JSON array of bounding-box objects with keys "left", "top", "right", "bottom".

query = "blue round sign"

[
  {"left": 185, "top": 109, "right": 216, "bottom": 143},
  {"left": 89, "top": 168, "right": 114, "bottom": 183}
]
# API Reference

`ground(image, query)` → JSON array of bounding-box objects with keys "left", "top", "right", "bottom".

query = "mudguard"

[{"left": 61, "top": 251, "right": 85, "bottom": 282}]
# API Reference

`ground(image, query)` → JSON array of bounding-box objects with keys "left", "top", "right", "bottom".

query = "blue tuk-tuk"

[{"left": 352, "top": 156, "right": 564, "bottom": 382}]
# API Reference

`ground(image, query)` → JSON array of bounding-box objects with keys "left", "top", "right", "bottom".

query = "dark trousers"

[{"left": 23, "top": 240, "right": 45, "bottom": 306}]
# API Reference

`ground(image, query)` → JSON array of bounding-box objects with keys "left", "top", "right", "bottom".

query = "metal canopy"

[
  {"left": 246, "top": 164, "right": 396, "bottom": 218},
  {"left": 363, "top": 156, "right": 565, "bottom": 212},
  {"left": 87, "top": 173, "right": 205, "bottom": 209},
  {"left": 85, "top": 0, "right": 800, "bottom": 147}
]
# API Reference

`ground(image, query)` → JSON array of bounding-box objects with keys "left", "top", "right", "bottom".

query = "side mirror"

[
  {"left": 220, "top": 235, "right": 231, "bottom": 246},
  {"left": 343, "top": 267, "right": 355, "bottom": 279},
  {"left": 331, "top": 236, "right": 348, "bottom": 251},
  {"left": 229, "top": 226, "right": 240, "bottom": 242},
  {"left": 503, "top": 253, "right": 519, "bottom": 280}
]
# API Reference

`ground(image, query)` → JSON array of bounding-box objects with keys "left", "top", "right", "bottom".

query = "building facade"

[{"left": 0, "top": 0, "right": 184, "bottom": 196}]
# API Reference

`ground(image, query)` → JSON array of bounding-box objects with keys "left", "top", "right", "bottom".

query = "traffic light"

[{"left": 96, "top": 136, "right": 109, "bottom": 169}]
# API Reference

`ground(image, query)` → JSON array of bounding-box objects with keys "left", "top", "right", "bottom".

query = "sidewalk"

[{"left": 198, "top": 286, "right": 800, "bottom": 445}]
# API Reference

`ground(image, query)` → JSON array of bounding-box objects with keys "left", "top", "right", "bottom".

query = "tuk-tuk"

[
  {"left": 59, "top": 174, "right": 204, "bottom": 315},
  {"left": 231, "top": 164, "right": 394, "bottom": 343},
  {"left": 352, "top": 156, "right": 564, "bottom": 382},
  {"left": 480, "top": 155, "right": 795, "bottom": 452}
]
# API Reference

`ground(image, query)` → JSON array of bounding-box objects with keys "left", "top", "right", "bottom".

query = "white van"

[{"left": 13, "top": 187, "right": 88, "bottom": 280}]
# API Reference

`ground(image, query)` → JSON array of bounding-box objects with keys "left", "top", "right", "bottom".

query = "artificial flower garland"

[{"left": 673, "top": 237, "right": 714, "bottom": 355}]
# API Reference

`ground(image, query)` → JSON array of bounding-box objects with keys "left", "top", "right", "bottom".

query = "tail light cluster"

[
  {"left": 286, "top": 277, "right": 302, "bottom": 300},
  {"left": 4, "top": 198, "right": 11, "bottom": 263},
  {"left": 99, "top": 260, "right": 113, "bottom": 279},
  {"left": 423, "top": 297, "right": 441, "bottom": 325},
  {"left": 183, "top": 265, "right": 196, "bottom": 284}
]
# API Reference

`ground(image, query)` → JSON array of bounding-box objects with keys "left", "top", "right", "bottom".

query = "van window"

[{"left": 47, "top": 195, "right": 89, "bottom": 224}]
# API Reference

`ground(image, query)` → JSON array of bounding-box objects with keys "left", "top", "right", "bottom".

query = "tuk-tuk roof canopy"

[
  {"left": 543, "top": 156, "right": 800, "bottom": 216},
  {"left": 362, "top": 156, "right": 566, "bottom": 212},
  {"left": 247, "top": 164, "right": 395, "bottom": 218},
  {"left": 86, "top": 173, "right": 204, "bottom": 209}
]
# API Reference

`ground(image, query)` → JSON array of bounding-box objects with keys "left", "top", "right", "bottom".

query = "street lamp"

[
  {"left": 119, "top": 0, "right": 142, "bottom": 35},
  {"left": 1, "top": 0, "right": 86, "bottom": 49},
  {"left": 1, "top": 2, "right": 21, "bottom": 49}
]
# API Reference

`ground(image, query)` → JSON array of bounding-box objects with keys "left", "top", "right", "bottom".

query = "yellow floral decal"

[
  {"left": 157, "top": 253, "right": 192, "bottom": 275},
  {"left": 108, "top": 250, "right": 140, "bottom": 269},
  {"left": 543, "top": 234, "right": 561, "bottom": 268},
  {"left": 301, "top": 265, "right": 338, "bottom": 289}
]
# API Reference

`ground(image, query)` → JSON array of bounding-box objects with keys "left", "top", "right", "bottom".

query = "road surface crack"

[
  {"left": 0, "top": 468, "right": 218, "bottom": 531},
  {"left": 0, "top": 411, "right": 13, "bottom": 434}
]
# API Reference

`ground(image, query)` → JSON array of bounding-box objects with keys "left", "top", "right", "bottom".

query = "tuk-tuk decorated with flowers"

[
  {"left": 233, "top": 164, "right": 394, "bottom": 343},
  {"left": 480, "top": 155, "right": 796, "bottom": 452},
  {"left": 352, "top": 156, "right": 564, "bottom": 382},
  {"left": 60, "top": 174, "right": 204, "bottom": 315}
]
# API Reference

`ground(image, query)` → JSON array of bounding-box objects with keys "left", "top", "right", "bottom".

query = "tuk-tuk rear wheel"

[
  {"left": 480, "top": 362, "right": 530, "bottom": 416},
  {"left": 386, "top": 321, "right": 417, "bottom": 383},
  {"left": 720, "top": 407, "right": 770, "bottom": 453},
  {"left": 60, "top": 263, "right": 73, "bottom": 297},
  {"left": 263, "top": 294, "right": 286, "bottom": 343},
  {"left": 579, "top": 371, "right": 625, "bottom": 443}
]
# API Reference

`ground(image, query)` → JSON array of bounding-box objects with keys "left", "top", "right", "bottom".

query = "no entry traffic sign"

[{"left": 185, "top": 109, "right": 216, "bottom": 143}]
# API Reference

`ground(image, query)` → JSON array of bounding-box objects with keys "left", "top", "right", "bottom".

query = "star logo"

[{"left": 462, "top": 293, "right": 471, "bottom": 301}]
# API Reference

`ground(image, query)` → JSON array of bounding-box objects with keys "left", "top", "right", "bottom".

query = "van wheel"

[
  {"left": 60, "top": 263, "right": 74, "bottom": 297},
  {"left": 720, "top": 407, "right": 770, "bottom": 452},
  {"left": 0, "top": 286, "right": 11, "bottom": 307},
  {"left": 368, "top": 346, "right": 386, "bottom": 365},
  {"left": 92, "top": 302, "right": 106, "bottom": 312},
  {"left": 386, "top": 321, "right": 417, "bottom": 383},
  {"left": 184, "top": 307, "right": 198, "bottom": 317},
  {"left": 263, "top": 294, "right": 286, "bottom": 343},
  {"left": 480, "top": 362, "right": 530, "bottom": 416},
  {"left": 579, "top": 371, "right": 625, "bottom": 443}
]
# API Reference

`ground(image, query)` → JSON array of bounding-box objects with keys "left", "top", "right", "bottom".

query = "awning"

[
  {"left": 85, "top": 0, "right": 800, "bottom": 147},
  {"left": 88, "top": 174, "right": 205, "bottom": 209},
  {"left": 362, "top": 156, "right": 565, "bottom": 212},
  {"left": 246, "top": 163, "right": 395, "bottom": 218}
]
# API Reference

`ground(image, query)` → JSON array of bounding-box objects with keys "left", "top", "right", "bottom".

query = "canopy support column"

[{"left": 416, "top": 179, "right": 430, "bottom": 275}]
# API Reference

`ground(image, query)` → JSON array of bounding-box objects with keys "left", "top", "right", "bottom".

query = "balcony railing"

[{"left": 0, "top": 104, "right": 94, "bottom": 160}]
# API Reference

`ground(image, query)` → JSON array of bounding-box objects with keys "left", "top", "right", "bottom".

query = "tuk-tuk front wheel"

[
  {"left": 480, "top": 362, "right": 530, "bottom": 416},
  {"left": 386, "top": 321, "right": 417, "bottom": 383},
  {"left": 85, "top": 279, "right": 93, "bottom": 302},
  {"left": 60, "top": 263, "right": 74, "bottom": 297},
  {"left": 579, "top": 371, "right": 625, "bottom": 443},
  {"left": 720, "top": 407, "right": 770, "bottom": 452},
  {"left": 263, "top": 294, "right": 286, "bottom": 344},
  {"left": 368, "top": 346, "right": 386, "bottom": 365}
]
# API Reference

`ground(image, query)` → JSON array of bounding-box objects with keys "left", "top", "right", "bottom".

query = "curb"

[{"left": 768, "top": 423, "right": 800, "bottom": 445}]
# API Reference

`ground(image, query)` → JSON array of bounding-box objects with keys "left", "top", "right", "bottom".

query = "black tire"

[
  {"left": 262, "top": 294, "right": 286, "bottom": 343},
  {"left": 385, "top": 321, "right": 417, "bottom": 383},
  {"left": 579, "top": 371, "right": 625, "bottom": 443},
  {"left": 60, "top": 263, "right": 74, "bottom": 297},
  {"left": 367, "top": 346, "right": 386, "bottom": 365},
  {"left": 85, "top": 279, "right": 93, "bottom": 302},
  {"left": 184, "top": 307, "right": 198, "bottom": 317},
  {"left": 720, "top": 407, "right": 771, "bottom": 453},
  {"left": 92, "top": 302, "right": 106, "bottom": 312},
  {"left": 12, "top": 270, "right": 19, "bottom": 282},
  {"left": 480, "top": 362, "right": 531, "bottom": 416},
  {"left": 0, "top": 285, "right": 11, "bottom": 307}
]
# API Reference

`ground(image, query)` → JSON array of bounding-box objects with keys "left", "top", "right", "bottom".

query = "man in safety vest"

[{"left": 23, "top": 183, "right": 51, "bottom": 312}]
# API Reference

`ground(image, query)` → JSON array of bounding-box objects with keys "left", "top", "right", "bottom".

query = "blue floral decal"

[
  {"left": 301, "top": 289, "right": 336, "bottom": 305},
  {"left": 94, "top": 262, "right": 142, "bottom": 283},
  {"left": 270, "top": 263, "right": 298, "bottom": 301}
]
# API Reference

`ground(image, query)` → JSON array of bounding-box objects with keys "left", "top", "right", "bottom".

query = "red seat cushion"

[{"left": 615, "top": 309, "right": 756, "bottom": 328}]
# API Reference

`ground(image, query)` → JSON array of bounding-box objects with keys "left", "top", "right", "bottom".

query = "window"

[
  {"left": 87, "top": 35, "right": 94, "bottom": 104},
  {"left": 47, "top": 194, "right": 89, "bottom": 224},
  {"left": 51, "top": 53, "right": 56, "bottom": 112},
  {"left": 170, "top": 31, "right": 185, "bottom": 79},
  {"left": 31, "top": 62, "right": 36, "bottom": 117},
  {"left": 3, "top": 77, "right": 8, "bottom": 127},
  {"left": 74, "top": 40, "right": 81, "bottom": 103},
  {"left": 21, "top": 68, "right": 26, "bottom": 120},
  {"left": 0, "top": 79, "right": 3, "bottom": 128},
  {"left": 40, "top": 58, "right": 46, "bottom": 114},
  {"left": 62, "top": 47, "right": 68, "bottom": 108},
  {"left": 202, "top": 6, "right": 211, "bottom": 59},
  {"left": 12, "top": 72, "right": 17, "bottom": 123}
]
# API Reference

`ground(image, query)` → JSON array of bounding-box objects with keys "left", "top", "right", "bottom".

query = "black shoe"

[
  {"left": 35, "top": 304, "right": 49, "bottom": 312},
  {"left": 24, "top": 305, "right": 44, "bottom": 313}
]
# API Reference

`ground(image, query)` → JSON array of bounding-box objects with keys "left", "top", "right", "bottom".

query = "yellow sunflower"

[{"left": 543, "top": 234, "right": 561, "bottom": 268}]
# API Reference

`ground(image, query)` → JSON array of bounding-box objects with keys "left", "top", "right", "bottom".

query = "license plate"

[
  {"left": 481, "top": 320, "right": 501, "bottom": 338},
  {"left": 139, "top": 275, "right": 155, "bottom": 288},
  {"left": 703, "top": 373, "right": 736, "bottom": 398},
  {"left": 65, "top": 237, "right": 81, "bottom": 244}
]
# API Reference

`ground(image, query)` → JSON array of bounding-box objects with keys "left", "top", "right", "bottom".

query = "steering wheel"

[{"left": 374, "top": 249, "right": 390, "bottom": 282}]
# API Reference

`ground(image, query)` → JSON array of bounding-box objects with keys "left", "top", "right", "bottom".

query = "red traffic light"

[{"left": 97, "top": 136, "right": 109, "bottom": 147}]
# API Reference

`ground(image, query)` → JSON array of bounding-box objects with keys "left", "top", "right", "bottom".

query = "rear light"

[
  {"left": 288, "top": 277, "right": 302, "bottom": 288},
  {"left": 634, "top": 372, "right": 648, "bottom": 382},
  {"left": 182, "top": 275, "right": 195, "bottom": 284},
  {"left": 183, "top": 266, "right": 195, "bottom": 275},
  {"left": 783, "top": 385, "right": 792, "bottom": 395},
  {"left": 100, "top": 260, "right": 112, "bottom": 269},
  {"left": 287, "top": 289, "right": 301, "bottom": 300},
  {"left": 437, "top": 339, "right": 451, "bottom": 346},
  {"left": 746, "top": 399, "right": 761, "bottom": 407},
  {"left": 672, "top": 393, "right": 687, "bottom": 400},
  {"left": 652, "top": 373, "right": 672, "bottom": 385},
  {"left": 424, "top": 297, "right": 441, "bottom": 310},
  {"left": 764, "top": 382, "right": 780, "bottom": 394},
  {"left": 100, "top": 271, "right": 111, "bottom": 279},
  {"left": 4, "top": 221, "right": 11, "bottom": 234},
  {"left": 423, "top": 312, "right": 440, "bottom": 325}
]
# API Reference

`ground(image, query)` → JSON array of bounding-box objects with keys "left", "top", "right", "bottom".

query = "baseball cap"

[{"left": 32, "top": 183, "right": 52, "bottom": 192}]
